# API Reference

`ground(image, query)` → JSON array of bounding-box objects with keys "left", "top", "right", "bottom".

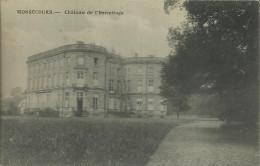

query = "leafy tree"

[
  {"left": 161, "top": 1, "right": 258, "bottom": 124},
  {"left": 2, "top": 87, "right": 24, "bottom": 115}
]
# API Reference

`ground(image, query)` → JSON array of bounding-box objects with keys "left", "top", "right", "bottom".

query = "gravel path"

[{"left": 146, "top": 120, "right": 259, "bottom": 166}]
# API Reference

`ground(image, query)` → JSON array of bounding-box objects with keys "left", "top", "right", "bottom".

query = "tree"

[
  {"left": 2, "top": 87, "right": 24, "bottom": 115},
  {"left": 11, "top": 87, "right": 23, "bottom": 97},
  {"left": 161, "top": 1, "right": 258, "bottom": 124}
]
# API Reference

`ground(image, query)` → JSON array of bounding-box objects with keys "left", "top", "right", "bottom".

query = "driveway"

[{"left": 146, "top": 120, "right": 259, "bottom": 166}]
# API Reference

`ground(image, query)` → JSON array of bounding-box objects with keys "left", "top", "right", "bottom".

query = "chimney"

[{"left": 76, "top": 41, "right": 84, "bottom": 45}]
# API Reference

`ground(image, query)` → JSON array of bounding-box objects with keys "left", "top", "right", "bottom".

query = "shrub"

[{"left": 39, "top": 108, "right": 59, "bottom": 117}]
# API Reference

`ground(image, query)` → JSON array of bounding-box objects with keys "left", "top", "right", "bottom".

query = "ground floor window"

[
  {"left": 148, "top": 99, "right": 153, "bottom": 111},
  {"left": 93, "top": 96, "right": 98, "bottom": 109},
  {"left": 65, "top": 92, "right": 70, "bottom": 107},
  {"left": 108, "top": 98, "right": 114, "bottom": 109},
  {"left": 137, "top": 98, "right": 142, "bottom": 110}
]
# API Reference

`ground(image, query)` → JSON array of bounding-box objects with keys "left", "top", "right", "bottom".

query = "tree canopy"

[{"left": 161, "top": 1, "right": 259, "bottom": 124}]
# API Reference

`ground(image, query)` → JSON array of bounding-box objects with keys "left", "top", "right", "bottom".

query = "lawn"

[{"left": 0, "top": 116, "right": 182, "bottom": 166}]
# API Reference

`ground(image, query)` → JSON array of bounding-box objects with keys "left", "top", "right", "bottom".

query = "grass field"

[{"left": 0, "top": 116, "right": 184, "bottom": 166}]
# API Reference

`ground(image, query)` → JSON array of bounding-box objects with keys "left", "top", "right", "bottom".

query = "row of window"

[
  {"left": 123, "top": 67, "right": 154, "bottom": 75},
  {"left": 28, "top": 71, "right": 100, "bottom": 89},
  {"left": 28, "top": 93, "right": 99, "bottom": 109},
  {"left": 28, "top": 76, "right": 154, "bottom": 91},
  {"left": 29, "top": 57, "right": 101, "bottom": 76}
]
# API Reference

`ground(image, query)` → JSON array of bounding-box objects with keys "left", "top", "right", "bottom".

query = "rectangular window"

[
  {"left": 65, "top": 92, "right": 70, "bottom": 107},
  {"left": 57, "top": 73, "right": 60, "bottom": 85},
  {"left": 60, "top": 59, "right": 64, "bottom": 68},
  {"left": 93, "top": 72, "right": 98, "bottom": 80},
  {"left": 117, "top": 68, "right": 121, "bottom": 76},
  {"left": 93, "top": 96, "right": 98, "bottom": 109},
  {"left": 66, "top": 72, "right": 70, "bottom": 85},
  {"left": 109, "top": 79, "right": 114, "bottom": 91},
  {"left": 117, "top": 80, "right": 120, "bottom": 91},
  {"left": 59, "top": 73, "right": 63, "bottom": 85},
  {"left": 137, "top": 98, "right": 142, "bottom": 110},
  {"left": 127, "top": 80, "right": 131, "bottom": 91},
  {"left": 54, "top": 60, "right": 56, "bottom": 68},
  {"left": 137, "top": 79, "right": 142, "bottom": 92},
  {"left": 148, "top": 80, "right": 154, "bottom": 87},
  {"left": 110, "top": 67, "right": 114, "bottom": 75},
  {"left": 48, "top": 74, "right": 52, "bottom": 87},
  {"left": 137, "top": 80, "right": 142, "bottom": 87},
  {"left": 127, "top": 68, "right": 131, "bottom": 74},
  {"left": 148, "top": 99, "right": 153, "bottom": 110},
  {"left": 108, "top": 98, "right": 114, "bottom": 109},
  {"left": 137, "top": 67, "right": 142, "bottom": 73},
  {"left": 66, "top": 57, "right": 70, "bottom": 66},
  {"left": 57, "top": 59, "right": 60, "bottom": 68},
  {"left": 38, "top": 65, "right": 41, "bottom": 75},
  {"left": 42, "top": 77, "right": 44, "bottom": 88},
  {"left": 77, "top": 92, "right": 83, "bottom": 100},
  {"left": 77, "top": 57, "right": 84, "bottom": 65},
  {"left": 77, "top": 71, "right": 84, "bottom": 79},
  {"left": 148, "top": 67, "right": 154, "bottom": 74},
  {"left": 94, "top": 58, "right": 98, "bottom": 65},
  {"left": 50, "top": 62, "right": 53, "bottom": 69},
  {"left": 53, "top": 74, "right": 57, "bottom": 85},
  {"left": 137, "top": 74, "right": 142, "bottom": 80}
]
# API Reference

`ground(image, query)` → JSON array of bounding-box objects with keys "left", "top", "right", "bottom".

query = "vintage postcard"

[{"left": 1, "top": 0, "right": 259, "bottom": 166}]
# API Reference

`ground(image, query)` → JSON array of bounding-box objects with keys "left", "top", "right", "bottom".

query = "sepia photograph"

[{"left": 1, "top": 0, "right": 259, "bottom": 165}]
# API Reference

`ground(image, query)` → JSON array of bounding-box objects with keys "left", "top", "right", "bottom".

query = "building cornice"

[{"left": 27, "top": 43, "right": 108, "bottom": 63}]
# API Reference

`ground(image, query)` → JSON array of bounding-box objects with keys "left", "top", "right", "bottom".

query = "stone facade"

[{"left": 26, "top": 41, "right": 166, "bottom": 117}]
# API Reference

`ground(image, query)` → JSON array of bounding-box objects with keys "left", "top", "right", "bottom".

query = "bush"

[{"left": 39, "top": 108, "right": 59, "bottom": 117}]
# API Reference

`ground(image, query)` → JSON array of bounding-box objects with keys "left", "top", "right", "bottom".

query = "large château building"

[{"left": 26, "top": 41, "right": 167, "bottom": 117}]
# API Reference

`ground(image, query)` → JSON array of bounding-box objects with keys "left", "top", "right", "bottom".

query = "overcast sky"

[{"left": 1, "top": 0, "right": 186, "bottom": 98}]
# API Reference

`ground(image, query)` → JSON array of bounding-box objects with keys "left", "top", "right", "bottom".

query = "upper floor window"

[
  {"left": 109, "top": 79, "right": 114, "bottom": 91},
  {"left": 137, "top": 80, "right": 142, "bottom": 87},
  {"left": 93, "top": 72, "right": 98, "bottom": 80},
  {"left": 93, "top": 96, "right": 98, "bottom": 109},
  {"left": 66, "top": 57, "right": 70, "bottom": 66},
  {"left": 148, "top": 80, "right": 154, "bottom": 87},
  {"left": 137, "top": 98, "right": 142, "bottom": 110},
  {"left": 148, "top": 99, "right": 153, "bottom": 110},
  {"left": 60, "top": 59, "right": 64, "bottom": 67},
  {"left": 44, "top": 63, "right": 46, "bottom": 70},
  {"left": 137, "top": 67, "right": 142, "bottom": 73},
  {"left": 77, "top": 57, "right": 84, "bottom": 65},
  {"left": 77, "top": 92, "right": 83, "bottom": 100},
  {"left": 117, "top": 80, "right": 121, "bottom": 91},
  {"left": 94, "top": 58, "right": 98, "bottom": 65},
  {"left": 148, "top": 67, "right": 154, "bottom": 77},
  {"left": 77, "top": 71, "right": 84, "bottom": 79},
  {"left": 110, "top": 67, "right": 114, "bottom": 75},
  {"left": 117, "top": 68, "right": 121, "bottom": 76},
  {"left": 54, "top": 60, "right": 57, "bottom": 68},
  {"left": 127, "top": 80, "right": 131, "bottom": 91}
]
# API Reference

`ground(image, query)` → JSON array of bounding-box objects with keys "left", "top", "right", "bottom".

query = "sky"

[{"left": 1, "top": 0, "right": 187, "bottom": 98}]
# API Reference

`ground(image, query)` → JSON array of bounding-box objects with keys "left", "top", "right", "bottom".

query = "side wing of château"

[{"left": 26, "top": 41, "right": 167, "bottom": 117}]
